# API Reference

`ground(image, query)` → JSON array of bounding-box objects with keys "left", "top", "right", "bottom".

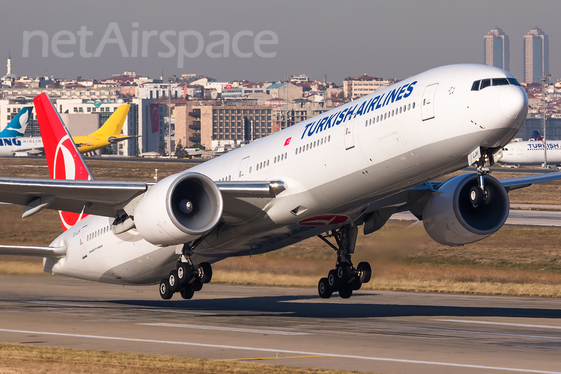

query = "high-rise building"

[
  {"left": 523, "top": 27, "right": 549, "bottom": 84},
  {"left": 484, "top": 28, "right": 509, "bottom": 71}
]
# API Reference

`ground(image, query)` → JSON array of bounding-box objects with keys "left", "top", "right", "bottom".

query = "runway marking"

[
  {"left": 0, "top": 328, "right": 560, "bottom": 374},
  {"left": 138, "top": 322, "right": 309, "bottom": 336},
  {"left": 27, "top": 301, "right": 216, "bottom": 315},
  {"left": 222, "top": 355, "right": 331, "bottom": 361},
  {"left": 361, "top": 323, "right": 561, "bottom": 341},
  {"left": 436, "top": 319, "right": 561, "bottom": 330}
]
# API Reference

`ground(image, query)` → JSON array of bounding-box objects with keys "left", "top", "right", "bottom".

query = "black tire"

[
  {"left": 339, "top": 285, "right": 353, "bottom": 299},
  {"left": 199, "top": 262, "right": 212, "bottom": 284},
  {"left": 337, "top": 263, "right": 352, "bottom": 283},
  {"left": 318, "top": 278, "right": 332, "bottom": 299},
  {"left": 327, "top": 269, "right": 339, "bottom": 290},
  {"left": 469, "top": 186, "right": 483, "bottom": 206},
  {"left": 168, "top": 270, "right": 179, "bottom": 292},
  {"left": 179, "top": 286, "right": 195, "bottom": 300},
  {"left": 357, "top": 262, "right": 372, "bottom": 283},
  {"left": 350, "top": 278, "right": 362, "bottom": 291},
  {"left": 159, "top": 278, "right": 173, "bottom": 300},
  {"left": 483, "top": 185, "right": 494, "bottom": 205},
  {"left": 192, "top": 279, "right": 203, "bottom": 292},
  {"left": 177, "top": 263, "right": 192, "bottom": 285}
]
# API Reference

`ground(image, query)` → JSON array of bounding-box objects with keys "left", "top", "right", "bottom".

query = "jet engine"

[
  {"left": 134, "top": 172, "right": 223, "bottom": 246},
  {"left": 422, "top": 173, "right": 509, "bottom": 246}
]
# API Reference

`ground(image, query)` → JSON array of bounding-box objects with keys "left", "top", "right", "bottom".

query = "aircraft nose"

[{"left": 498, "top": 86, "right": 527, "bottom": 120}]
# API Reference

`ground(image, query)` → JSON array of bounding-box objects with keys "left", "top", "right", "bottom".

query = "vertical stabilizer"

[
  {"left": 0, "top": 106, "right": 33, "bottom": 137},
  {"left": 91, "top": 104, "right": 130, "bottom": 137},
  {"left": 33, "top": 93, "right": 93, "bottom": 231}
]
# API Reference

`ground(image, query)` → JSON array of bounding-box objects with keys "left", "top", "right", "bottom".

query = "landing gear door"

[
  {"left": 344, "top": 119, "right": 355, "bottom": 150},
  {"left": 238, "top": 156, "right": 250, "bottom": 181},
  {"left": 422, "top": 83, "right": 438, "bottom": 121}
]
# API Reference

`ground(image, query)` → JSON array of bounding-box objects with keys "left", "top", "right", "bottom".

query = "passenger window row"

[
  {"left": 295, "top": 135, "right": 331, "bottom": 155},
  {"left": 471, "top": 77, "right": 520, "bottom": 91},
  {"left": 365, "top": 102, "right": 416, "bottom": 128},
  {"left": 87, "top": 225, "right": 111, "bottom": 241}
]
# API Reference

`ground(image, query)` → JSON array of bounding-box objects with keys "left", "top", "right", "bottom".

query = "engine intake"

[
  {"left": 134, "top": 172, "right": 223, "bottom": 246},
  {"left": 422, "top": 173, "right": 509, "bottom": 246}
]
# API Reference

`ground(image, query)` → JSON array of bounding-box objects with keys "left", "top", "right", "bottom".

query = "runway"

[
  {"left": 392, "top": 207, "right": 561, "bottom": 227},
  {"left": 0, "top": 276, "right": 560, "bottom": 373}
]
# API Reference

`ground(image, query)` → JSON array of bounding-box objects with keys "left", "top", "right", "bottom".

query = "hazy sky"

[{"left": 1, "top": 0, "right": 560, "bottom": 84}]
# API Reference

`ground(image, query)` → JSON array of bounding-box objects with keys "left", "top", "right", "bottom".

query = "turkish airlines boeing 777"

[{"left": 1, "top": 64, "right": 560, "bottom": 300}]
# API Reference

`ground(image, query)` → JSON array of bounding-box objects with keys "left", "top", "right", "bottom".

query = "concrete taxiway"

[
  {"left": 0, "top": 275, "right": 560, "bottom": 374},
  {"left": 392, "top": 208, "right": 561, "bottom": 227}
]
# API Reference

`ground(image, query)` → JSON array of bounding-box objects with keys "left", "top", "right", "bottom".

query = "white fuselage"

[
  {"left": 0, "top": 137, "right": 43, "bottom": 156},
  {"left": 501, "top": 140, "right": 561, "bottom": 165},
  {"left": 45, "top": 64, "right": 528, "bottom": 285}
]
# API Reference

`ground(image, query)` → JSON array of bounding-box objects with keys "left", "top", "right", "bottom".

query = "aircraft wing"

[
  {"left": 498, "top": 170, "right": 561, "bottom": 191},
  {"left": 0, "top": 244, "right": 66, "bottom": 257},
  {"left": 0, "top": 177, "right": 285, "bottom": 223}
]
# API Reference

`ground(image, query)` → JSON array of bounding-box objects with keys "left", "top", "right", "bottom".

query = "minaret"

[{"left": 6, "top": 54, "right": 11, "bottom": 76}]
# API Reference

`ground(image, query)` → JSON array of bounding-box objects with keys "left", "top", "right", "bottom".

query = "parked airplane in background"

[
  {"left": 1, "top": 65, "right": 561, "bottom": 302},
  {"left": 0, "top": 106, "right": 33, "bottom": 137},
  {"left": 501, "top": 130, "right": 561, "bottom": 166},
  {"left": 0, "top": 104, "right": 132, "bottom": 156},
  {"left": 0, "top": 107, "right": 42, "bottom": 156},
  {"left": 72, "top": 104, "right": 135, "bottom": 154}
]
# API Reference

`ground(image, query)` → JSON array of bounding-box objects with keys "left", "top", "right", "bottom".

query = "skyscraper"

[
  {"left": 524, "top": 27, "right": 549, "bottom": 84},
  {"left": 484, "top": 28, "right": 509, "bottom": 71}
]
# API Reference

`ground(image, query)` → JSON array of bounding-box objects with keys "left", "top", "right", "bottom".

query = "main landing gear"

[
  {"left": 159, "top": 242, "right": 212, "bottom": 300},
  {"left": 317, "top": 224, "right": 371, "bottom": 299}
]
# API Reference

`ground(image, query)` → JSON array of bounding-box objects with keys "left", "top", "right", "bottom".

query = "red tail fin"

[{"left": 33, "top": 93, "right": 93, "bottom": 231}]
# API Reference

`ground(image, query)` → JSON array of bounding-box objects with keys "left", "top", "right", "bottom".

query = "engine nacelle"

[
  {"left": 422, "top": 174, "right": 509, "bottom": 246},
  {"left": 134, "top": 172, "right": 223, "bottom": 246}
]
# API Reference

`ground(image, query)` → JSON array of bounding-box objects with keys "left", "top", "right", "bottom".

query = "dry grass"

[{"left": 0, "top": 343, "right": 363, "bottom": 374}]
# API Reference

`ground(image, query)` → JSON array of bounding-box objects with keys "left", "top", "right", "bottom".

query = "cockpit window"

[
  {"left": 471, "top": 77, "right": 521, "bottom": 91},
  {"left": 492, "top": 78, "right": 509, "bottom": 86}
]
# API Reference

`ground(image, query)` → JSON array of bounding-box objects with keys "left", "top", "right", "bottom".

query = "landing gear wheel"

[
  {"left": 159, "top": 278, "right": 173, "bottom": 300},
  {"left": 483, "top": 185, "right": 494, "bottom": 205},
  {"left": 339, "top": 285, "right": 353, "bottom": 299},
  {"left": 192, "top": 279, "right": 203, "bottom": 292},
  {"left": 469, "top": 186, "right": 483, "bottom": 206},
  {"left": 327, "top": 269, "right": 339, "bottom": 290},
  {"left": 168, "top": 270, "right": 179, "bottom": 292},
  {"left": 177, "top": 263, "right": 192, "bottom": 285},
  {"left": 357, "top": 262, "right": 372, "bottom": 284},
  {"left": 350, "top": 278, "right": 362, "bottom": 291},
  {"left": 179, "top": 286, "right": 195, "bottom": 300},
  {"left": 199, "top": 262, "right": 212, "bottom": 284},
  {"left": 337, "top": 263, "right": 352, "bottom": 283},
  {"left": 318, "top": 278, "right": 332, "bottom": 299}
]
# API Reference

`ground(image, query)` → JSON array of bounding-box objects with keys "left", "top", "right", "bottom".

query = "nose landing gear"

[
  {"left": 469, "top": 147, "right": 499, "bottom": 207},
  {"left": 317, "top": 224, "right": 372, "bottom": 299}
]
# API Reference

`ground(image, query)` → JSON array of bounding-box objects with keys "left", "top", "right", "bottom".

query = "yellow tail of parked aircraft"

[{"left": 73, "top": 105, "right": 136, "bottom": 153}]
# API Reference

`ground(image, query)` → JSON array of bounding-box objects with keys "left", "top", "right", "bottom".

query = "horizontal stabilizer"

[{"left": 0, "top": 244, "right": 66, "bottom": 257}]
